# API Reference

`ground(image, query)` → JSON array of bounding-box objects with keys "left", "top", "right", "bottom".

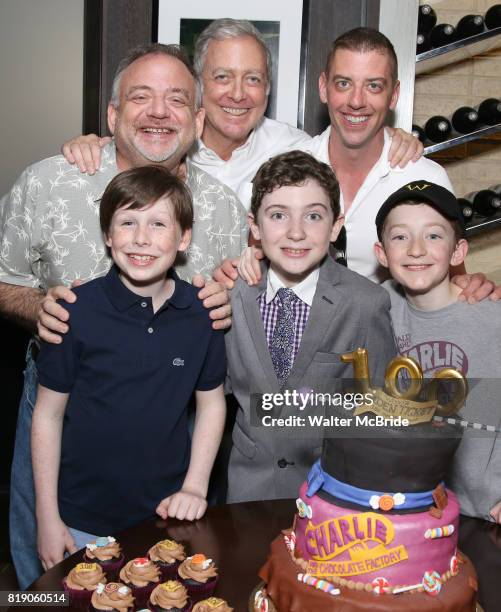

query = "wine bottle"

[
  {"left": 430, "top": 23, "right": 457, "bottom": 48},
  {"left": 477, "top": 98, "right": 501, "bottom": 125},
  {"left": 485, "top": 4, "right": 501, "bottom": 29},
  {"left": 416, "top": 32, "right": 432, "bottom": 54},
  {"left": 468, "top": 190, "right": 501, "bottom": 217},
  {"left": 411, "top": 124, "right": 426, "bottom": 143},
  {"left": 451, "top": 106, "right": 479, "bottom": 134},
  {"left": 456, "top": 14, "right": 485, "bottom": 38},
  {"left": 457, "top": 198, "right": 474, "bottom": 221},
  {"left": 418, "top": 4, "right": 437, "bottom": 34},
  {"left": 424, "top": 116, "right": 452, "bottom": 143}
]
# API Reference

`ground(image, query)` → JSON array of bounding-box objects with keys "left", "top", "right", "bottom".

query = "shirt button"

[
  {"left": 141, "top": 301, "right": 147, "bottom": 308},
  {"left": 147, "top": 327, "right": 154, "bottom": 334},
  {"left": 277, "top": 458, "right": 288, "bottom": 468}
]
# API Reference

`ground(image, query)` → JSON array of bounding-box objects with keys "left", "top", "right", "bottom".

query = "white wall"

[
  {"left": 0, "top": 0, "right": 84, "bottom": 195},
  {"left": 379, "top": 0, "right": 419, "bottom": 131}
]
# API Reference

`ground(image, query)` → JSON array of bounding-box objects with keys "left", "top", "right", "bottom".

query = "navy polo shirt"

[{"left": 37, "top": 265, "right": 226, "bottom": 535}]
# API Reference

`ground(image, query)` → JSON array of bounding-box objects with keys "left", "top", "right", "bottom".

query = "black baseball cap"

[{"left": 375, "top": 181, "right": 466, "bottom": 240}]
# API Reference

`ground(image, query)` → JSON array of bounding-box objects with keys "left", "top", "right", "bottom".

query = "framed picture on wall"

[{"left": 157, "top": 0, "right": 304, "bottom": 127}]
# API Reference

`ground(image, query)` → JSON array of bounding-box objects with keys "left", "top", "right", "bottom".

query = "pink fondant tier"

[
  {"left": 254, "top": 481, "right": 477, "bottom": 611},
  {"left": 294, "top": 482, "right": 460, "bottom": 587}
]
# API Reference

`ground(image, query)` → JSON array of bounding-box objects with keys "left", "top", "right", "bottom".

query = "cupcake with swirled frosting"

[
  {"left": 90, "top": 582, "right": 134, "bottom": 611},
  {"left": 84, "top": 536, "right": 124, "bottom": 579},
  {"left": 119, "top": 557, "right": 160, "bottom": 608},
  {"left": 192, "top": 597, "right": 233, "bottom": 611},
  {"left": 63, "top": 562, "right": 106, "bottom": 609},
  {"left": 149, "top": 580, "right": 191, "bottom": 611},
  {"left": 178, "top": 554, "right": 218, "bottom": 602},
  {"left": 148, "top": 539, "right": 186, "bottom": 579}
]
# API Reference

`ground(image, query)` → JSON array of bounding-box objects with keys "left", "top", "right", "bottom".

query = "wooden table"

[{"left": 21, "top": 500, "right": 501, "bottom": 611}]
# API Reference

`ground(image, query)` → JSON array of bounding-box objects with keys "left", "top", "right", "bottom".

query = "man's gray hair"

[
  {"left": 110, "top": 43, "right": 202, "bottom": 109},
  {"left": 194, "top": 18, "right": 271, "bottom": 94}
]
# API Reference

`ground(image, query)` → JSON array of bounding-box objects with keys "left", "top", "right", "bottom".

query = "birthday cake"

[{"left": 253, "top": 355, "right": 478, "bottom": 611}]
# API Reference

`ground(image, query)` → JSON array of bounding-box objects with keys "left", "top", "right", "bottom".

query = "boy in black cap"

[{"left": 374, "top": 180, "right": 501, "bottom": 523}]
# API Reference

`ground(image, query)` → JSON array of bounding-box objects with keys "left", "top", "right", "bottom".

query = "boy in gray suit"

[{"left": 225, "top": 150, "right": 396, "bottom": 503}]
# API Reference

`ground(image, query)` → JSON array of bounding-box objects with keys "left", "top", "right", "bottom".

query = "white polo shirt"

[
  {"left": 190, "top": 116, "right": 312, "bottom": 211},
  {"left": 306, "top": 127, "right": 454, "bottom": 282}
]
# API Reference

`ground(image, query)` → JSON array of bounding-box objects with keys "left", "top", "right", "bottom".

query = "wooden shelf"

[{"left": 416, "top": 26, "right": 501, "bottom": 75}]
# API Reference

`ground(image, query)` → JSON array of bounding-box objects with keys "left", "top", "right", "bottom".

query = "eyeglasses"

[{"left": 332, "top": 225, "right": 347, "bottom": 267}]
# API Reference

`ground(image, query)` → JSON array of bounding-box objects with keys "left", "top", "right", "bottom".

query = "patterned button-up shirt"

[{"left": 0, "top": 142, "right": 247, "bottom": 289}]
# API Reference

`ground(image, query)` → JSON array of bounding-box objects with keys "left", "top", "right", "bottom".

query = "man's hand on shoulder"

[
  {"left": 38, "top": 285, "right": 79, "bottom": 343},
  {"left": 62, "top": 134, "right": 111, "bottom": 174},
  {"left": 452, "top": 272, "right": 501, "bottom": 303},
  {"left": 192, "top": 275, "right": 231, "bottom": 330},
  {"left": 386, "top": 127, "right": 423, "bottom": 168},
  {"left": 212, "top": 258, "right": 240, "bottom": 290},
  {"left": 212, "top": 247, "right": 264, "bottom": 290}
]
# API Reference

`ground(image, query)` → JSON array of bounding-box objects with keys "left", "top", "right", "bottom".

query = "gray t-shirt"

[
  {"left": 0, "top": 142, "right": 247, "bottom": 288},
  {"left": 385, "top": 280, "right": 501, "bottom": 521}
]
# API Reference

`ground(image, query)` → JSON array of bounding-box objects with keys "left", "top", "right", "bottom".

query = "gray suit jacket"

[{"left": 225, "top": 256, "right": 396, "bottom": 503}]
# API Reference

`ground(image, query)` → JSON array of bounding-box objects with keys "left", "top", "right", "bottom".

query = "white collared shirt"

[
  {"left": 265, "top": 266, "right": 319, "bottom": 305},
  {"left": 190, "top": 117, "right": 312, "bottom": 211},
  {"left": 305, "top": 128, "right": 454, "bottom": 282}
]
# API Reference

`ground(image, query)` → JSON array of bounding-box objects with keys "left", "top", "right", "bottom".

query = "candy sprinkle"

[{"left": 297, "top": 573, "right": 340, "bottom": 595}]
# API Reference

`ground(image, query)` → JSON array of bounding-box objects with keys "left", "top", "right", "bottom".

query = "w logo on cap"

[{"left": 406, "top": 182, "right": 430, "bottom": 191}]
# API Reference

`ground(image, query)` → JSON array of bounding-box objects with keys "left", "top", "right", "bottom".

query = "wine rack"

[
  {"left": 416, "top": 25, "right": 501, "bottom": 74},
  {"left": 415, "top": 6, "right": 501, "bottom": 236}
]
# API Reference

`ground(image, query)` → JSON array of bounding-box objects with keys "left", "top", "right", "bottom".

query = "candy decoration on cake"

[
  {"left": 371, "top": 577, "right": 390, "bottom": 594},
  {"left": 254, "top": 588, "right": 269, "bottom": 611},
  {"left": 425, "top": 525, "right": 454, "bottom": 539},
  {"left": 369, "top": 492, "right": 405, "bottom": 511},
  {"left": 296, "top": 498, "right": 312, "bottom": 519},
  {"left": 297, "top": 574, "right": 340, "bottom": 595},
  {"left": 422, "top": 570, "right": 442, "bottom": 596},
  {"left": 450, "top": 555, "right": 459, "bottom": 576},
  {"left": 392, "top": 582, "right": 423, "bottom": 594},
  {"left": 283, "top": 531, "right": 296, "bottom": 553}
]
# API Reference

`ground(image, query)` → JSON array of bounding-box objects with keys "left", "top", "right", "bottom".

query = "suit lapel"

[{"left": 286, "top": 257, "right": 342, "bottom": 389}]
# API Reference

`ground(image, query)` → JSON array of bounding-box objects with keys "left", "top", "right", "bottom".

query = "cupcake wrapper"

[
  {"left": 129, "top": 582, "right": 159, "bottom": 609},
  {"left": 156, "top": 560, "right": 181, "bottom": 580},
  {"left": 181, "top": 576, "right": 218, "bottom": 603},
  {"left": 62, "top": 577, "right": 94, "bottom": 610},
  {"left": 83, "top": 553, "right": 125, "bottom": 581}
]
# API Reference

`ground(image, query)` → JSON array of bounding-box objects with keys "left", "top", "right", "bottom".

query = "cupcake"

[
  {"left": 192, "top": 598, "right": 233, "bottom": 612},
  {"left": 177, "top": 554, "right": 218, "bottom": 602},
  {"left": 149, "top": 580, "right": 191, "bottom": 611},
  {"left": 90, "top": 582, "right": 134, "bottom": 611},
  {"left": 119, "top": 557, "right": 160, "bottom": 608},
  {"left": 62, "top": 562, "right": 106, "bottom": 609},
  {"left": 84, "top": 536, "right": 124, "bottom": 579},
  {"left": 148, "top": 539, "right": 186, "bottom": 579}
]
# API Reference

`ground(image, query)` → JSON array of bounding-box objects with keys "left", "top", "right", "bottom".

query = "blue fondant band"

[{"left": 306, "top": 459, "right": 437, "bottom": 509}]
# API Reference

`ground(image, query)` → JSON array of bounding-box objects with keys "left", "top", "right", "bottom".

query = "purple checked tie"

[{"left": 270, "top": 288, "right": 296, "bottom": 384}]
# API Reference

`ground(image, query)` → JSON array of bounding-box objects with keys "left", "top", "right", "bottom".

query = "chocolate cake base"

[{"left": 253, "top": 535, "right": 477, "bottom": 612}]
